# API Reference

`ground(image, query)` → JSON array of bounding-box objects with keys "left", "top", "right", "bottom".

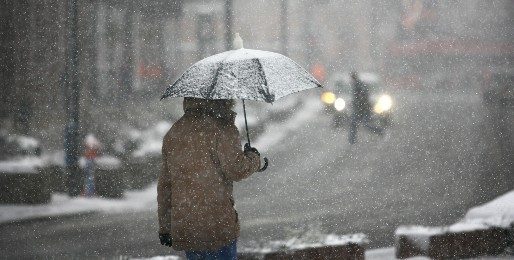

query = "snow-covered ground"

[
  {"left": 463, "top": 190, "right": 514, "bottom": 228},
  {"left": 0, "top": 183, "right": 157, "bottom": 224},
  {"left": 130, "top": 121, "right": 171, "bottom": 158},
  {"left": 131, "top": 256, "right": 181, "bottom": 260},
  {"left": 365, "top": 247, "right": 514, "bottom": 260},
  {"left": 0, "top": 156, "right": 47, "bottom": 174},
  {"left": 240, "top": 232, "right": 368, "bottom": 254},
  {"left": 365, "top": 247, "right": 428, "bottom": 260},
  {"left": 396, "top": 189, "right": 514, "bottom": 252}
]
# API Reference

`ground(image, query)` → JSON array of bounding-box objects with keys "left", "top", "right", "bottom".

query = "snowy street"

[
  {"left": 0, "top": 90, "right": 511, "bottom": 258},
  {"left": 3, "top": 1, "right": 513, "bottom": 259}
]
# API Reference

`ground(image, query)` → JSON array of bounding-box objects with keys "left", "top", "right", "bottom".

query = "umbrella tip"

[{"left": 233, "top": 33, "right": 244, "bottom": 49}]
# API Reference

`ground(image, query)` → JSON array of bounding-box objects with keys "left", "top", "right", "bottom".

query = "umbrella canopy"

[
  {"left": 161, "top": 39, "right": 322, "bottom": 172},
  {"left": 161, "top": 48, "right": 321, "bottom": 103}
]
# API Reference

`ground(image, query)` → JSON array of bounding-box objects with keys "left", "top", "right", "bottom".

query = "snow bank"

[
  {"left": 43, "top": 150, "right": 66, "bottom": 167},
  {"left": 242, "top": 233, "right": 368, "bottom": 254},
  {"left": 78, "top": 155, "right": 122, "bottom": 170},
  {"left": 13, "top": 135, "right": 40, "bottom": 150},
  {"left": 463, "top": 190, "right": 514, "bottom": 228},
  {"left": 131, "top": 256, "right": 181, "bottom": 260},
  {"left": 0, "top": 183, "right": 157, "bottom": 224},
  {"left": 395, "top": 223, "right": 494, "bottom": 252},
  {"left": 0, "top": 156, "right": 47, "bottom": 174},
  {"left": 94, "top": 155, "right": 122, "bottom": 170},
  {"left": 396, "top": 190, "right": 514, "bottom": 252},
  {"left": 397, "top": 189, "right": 514, "bottom": 237},
  {"left": 366, "top": 247, "right": 430, "bottom": 260},
  {"left": 396, "top": 222, "right": 493, "bottom": 237},
  {"left": 132, "top": 121, "right": 171, "bottom": 158},
  {"left": 0, "top": 151, "right": 121, "bottom": 174}
]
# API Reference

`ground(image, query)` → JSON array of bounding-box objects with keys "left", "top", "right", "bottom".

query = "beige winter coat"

[{"left": 157, "top": 98, "right": 260, "bottom": 251}]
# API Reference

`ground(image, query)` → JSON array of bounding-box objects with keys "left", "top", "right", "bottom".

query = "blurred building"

[
  {"left": 1, "top": 0, "right": 513, "bottom": 149},
  {"left": 0, "top": 0, "right": 184, "bottom": 150},
  {"left": 386, "top": 0, "right": 514, "bottom": 90},
  {"left": 1, "top": 0, "right": 68, "bottom": 137}
]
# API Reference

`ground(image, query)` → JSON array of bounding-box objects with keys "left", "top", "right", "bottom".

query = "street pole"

[
  {"left": 121, "top": 1, "right": 135, "bottom": 96},
  {"left": 280, "top": 0, "right": 288, "bottom": 56},
  {"left": 224, "top": 0, "right": 233, "bottom": 51},
  {"left": 64, "top": 0, "right": 81, "bottom": 197}
]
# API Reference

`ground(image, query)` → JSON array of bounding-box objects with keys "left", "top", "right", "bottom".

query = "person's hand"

[
  {"left": 159, "top": 233, "right": 172, "bottom": 247},
  {"left": 244, "top": 143, "right": 260, "bottom": 156}
]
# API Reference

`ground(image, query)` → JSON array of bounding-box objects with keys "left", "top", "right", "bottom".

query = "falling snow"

[{"left": 0, "top": 0, "right": 512, "bottom": 259}]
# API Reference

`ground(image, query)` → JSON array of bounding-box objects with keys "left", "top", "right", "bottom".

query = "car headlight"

[
  {"left": 374, "top": 94, "right": 393, "bottom": 114},
  {"left": 334, "top": 98, "right": 346, "bottom": 111},
  {"left": 321, "top": 91, "right": 336, "bottom": 104}
]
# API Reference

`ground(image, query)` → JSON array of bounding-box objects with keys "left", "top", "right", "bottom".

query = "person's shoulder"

[
  {"left": 163, "top": 117, "right": 184, "bottom": 138},
  {"left": 209, "top": 117, "right": 237, "bottom": 138}
]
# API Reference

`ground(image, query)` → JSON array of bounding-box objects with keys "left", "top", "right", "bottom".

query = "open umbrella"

[{"left": 161, "top": 34, "right": 322, "bottom": 171}]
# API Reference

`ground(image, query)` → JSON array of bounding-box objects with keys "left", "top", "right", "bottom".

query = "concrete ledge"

[
  {"left": 0, "top": 170, "right": 51, "bottom": 204},
  {"left": 239, "top": 233, "right": 367, "bottom": 260},
  {"left": 44, "top": 165, "right": 67, "bottom": 193},
  {"left": 239, "top": 243, "right": 365, "bottom": 260},
  {"left": 395, "top": 235, "right": 423, "bottom": 259},
  {"left": 396, "top": 225, "right": 511, "bottom": 259}
]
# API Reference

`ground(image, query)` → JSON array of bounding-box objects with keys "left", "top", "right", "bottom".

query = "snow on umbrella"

[
  {"left": 161, "top": 34, "right": 322, "bottom": 171},
  {"left": 161, "top": 35, "right": 321, "bottom": 102}
]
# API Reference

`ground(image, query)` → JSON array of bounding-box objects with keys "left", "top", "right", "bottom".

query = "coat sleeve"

[
  {"left": 157, "top": 139, "right": 172, "bottom": 234},
  {"left": 216, "top": 124, "right": 261, "bottom": 182}
]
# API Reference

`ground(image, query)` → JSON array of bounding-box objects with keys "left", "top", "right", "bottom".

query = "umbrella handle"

[
  {"left": 257, "top": 157, "right": 269, "bottom": 172},
  {"left": 243, "top": 100, "right": 267, "bottom": 172},
  {"left": 242, "top": 100, "right": 251, "bottom": 146}
]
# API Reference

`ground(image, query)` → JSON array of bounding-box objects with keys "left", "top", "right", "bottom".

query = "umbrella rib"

[
  {"left": 290, "top": 59, "right": 323, "bottom": 88},
  {"left": 207, "top": 50, "right": 239, "bottom": 99},
  {"left": 253, "top": 57, "right": 275, "bottom": 103},
  {"left": 207, "top": 65, "right": 224, "bottom": 99}
]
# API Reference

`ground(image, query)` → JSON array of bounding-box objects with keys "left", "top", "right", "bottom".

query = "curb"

[
  {"left": 396, "top": 226, "right": 512, "bottom": 259},
  {"left": 239, "top": 243, "right": 366, "bottom": 260}
]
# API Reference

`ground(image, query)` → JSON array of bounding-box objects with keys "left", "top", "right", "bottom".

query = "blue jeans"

[
  {"left": 185, "top": 240, "right": 237, "bottom": 260},
  {"left": 83, "top": 159, "right": 95, "bottom": 196}
]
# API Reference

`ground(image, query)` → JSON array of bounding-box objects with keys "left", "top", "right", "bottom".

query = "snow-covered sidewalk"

[{"left": 0, "top": 184, "right": 157, "bottom": 224}]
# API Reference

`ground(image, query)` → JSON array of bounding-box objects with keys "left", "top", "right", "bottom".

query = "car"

[{"left": 320, "top": 72, "right": 393, "bottom": 128}]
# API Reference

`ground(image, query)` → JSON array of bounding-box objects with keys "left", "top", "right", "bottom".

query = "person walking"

[
  {"left": 83, "top": 134, "right": 100, "bottom": 197},
  {"left": 348, "top": 71, "right": 383, "bottom": 144},
  {"left": 157, "top": 97, "right": 261, "bottom": 259}
]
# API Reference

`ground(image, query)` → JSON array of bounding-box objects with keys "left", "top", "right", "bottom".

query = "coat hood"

[{"left": 183, "top": 98, "right": 236, "bottom": 122}]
